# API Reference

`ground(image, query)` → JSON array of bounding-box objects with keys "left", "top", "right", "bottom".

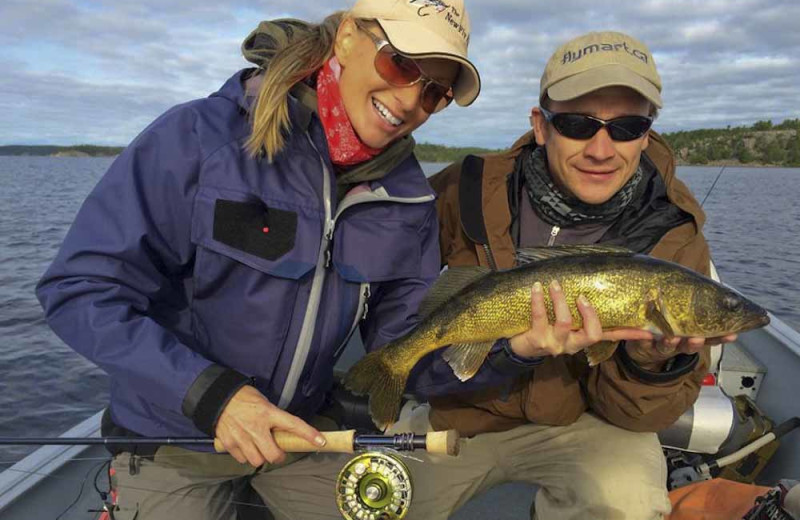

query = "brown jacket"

[{"left": 427, "top": 130, "right": 712, "bottom": 436}]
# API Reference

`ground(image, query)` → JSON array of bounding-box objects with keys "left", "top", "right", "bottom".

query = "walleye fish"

[{"left": 344, "top": 245, "right": 770, "bottom": 430}]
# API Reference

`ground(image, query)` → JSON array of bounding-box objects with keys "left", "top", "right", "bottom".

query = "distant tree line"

[
  {"left": 3, "top": 119, "right": 799, "bottom": 167},
  {"left": 661, "top": 118, "right": 800, "bottom": 167},
  {"left": 0, "top": 145, "right": 124, "bottom": 157},
  {"left": 414, "top": 143, "right": 500, "bottom": 163}
]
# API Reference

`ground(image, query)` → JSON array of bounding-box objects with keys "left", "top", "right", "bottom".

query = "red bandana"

[{"left": 316, "top": 57, "right": 383, "bottom": 167}]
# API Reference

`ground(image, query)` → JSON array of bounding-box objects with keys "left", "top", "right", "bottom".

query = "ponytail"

[{"left": 246, "top": 12, "right": 346, "bottom": 161}]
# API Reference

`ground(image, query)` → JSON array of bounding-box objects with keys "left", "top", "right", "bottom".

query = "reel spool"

[{"left": 336, "top": 451, "right": 413, "bottom": 520}]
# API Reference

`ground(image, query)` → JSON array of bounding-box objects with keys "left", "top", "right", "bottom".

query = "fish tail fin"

[{"left": 343, "top": 350, "right": 407, "bottom": 431}]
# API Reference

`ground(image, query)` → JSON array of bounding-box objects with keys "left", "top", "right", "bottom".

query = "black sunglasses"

[{"left": 539, "top": 107, "right": 653, "bottom": 142}]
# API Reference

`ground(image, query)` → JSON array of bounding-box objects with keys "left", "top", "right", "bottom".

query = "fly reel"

[{"left": 335, "top": 451, "right": 413, "bottom": 520}]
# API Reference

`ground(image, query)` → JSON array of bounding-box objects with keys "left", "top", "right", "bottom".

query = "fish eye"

[{"left": 723, "top": 295, "right": 743, "bottom": 311}]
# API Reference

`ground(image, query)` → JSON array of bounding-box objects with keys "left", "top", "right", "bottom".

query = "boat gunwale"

[{"left": 0, "top": 410, "right": 103, "bottom": 510}]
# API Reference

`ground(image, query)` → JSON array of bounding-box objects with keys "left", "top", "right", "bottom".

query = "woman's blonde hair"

[{"left": 246, "top": 12, "right": 349, "bottom": 160}]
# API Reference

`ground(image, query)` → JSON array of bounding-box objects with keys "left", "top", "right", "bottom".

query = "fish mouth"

[
  {"left": 734, "top": 311, "right": 771, "bottom": 333},
  {"left": 752, "top": 312, "right": 771, "bottom": 328}
]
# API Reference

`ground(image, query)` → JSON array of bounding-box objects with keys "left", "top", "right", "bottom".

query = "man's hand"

[
  {"left": 624, "top": 334, "right": 738, "bottom": 370},
  {"left": 214, "top": 385, "right": 326, "bottom": 466},
  {"left": 509, "top": 281, "right": 654, "bottom": 359}
]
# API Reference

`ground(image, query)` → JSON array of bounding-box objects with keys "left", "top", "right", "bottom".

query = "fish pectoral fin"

[
  {"left": 442, "top": 341, "right": 495, "bottom": 382},
  {"left": 586, "top": 340, "right": 620, "bottom": 366},
  {"left": 418, "top": 266, "right": 492, "bottom": 318},
  {"left": 645, "top": 288, "right": 676, "bottom": 338}
]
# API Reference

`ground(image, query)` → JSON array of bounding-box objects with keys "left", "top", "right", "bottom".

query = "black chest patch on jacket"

[{"left": 213, "top": 199, "right": 297, "bottom": 261}]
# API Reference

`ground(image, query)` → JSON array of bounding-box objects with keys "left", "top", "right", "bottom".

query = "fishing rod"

[
  {"left": 1, "top": 429, "right": 460, "bottom": 520},
  {"left": 700, "top": 165, "right": 727, "bottom": 207},
  {"left": 0, "top": 429, "right": 459, "bottom": 455}
]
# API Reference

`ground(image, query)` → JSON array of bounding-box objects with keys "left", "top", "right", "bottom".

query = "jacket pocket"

[
  {"left": 213, "top": 199, "right": 297, "bottom": 261},
  {"left": 192, "top": 186, "right": 321, "bottom": 280},
  {"left": 332, "top": 217, "right": 421, "bottom": 282},
  {"left": 189, "top": 187, "right": 322, "bottom": 382}
]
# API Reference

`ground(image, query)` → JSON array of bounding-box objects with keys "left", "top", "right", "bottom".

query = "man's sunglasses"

[
  {"left": 356, "top": 22, "right": 454, "bottom": 114},
  {"left": 539, "top": 107, "right": 653, "bottom": 142}
]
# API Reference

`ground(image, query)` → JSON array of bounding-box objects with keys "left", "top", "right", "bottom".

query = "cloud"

[{"left": 1, "top": 0, "right": 798, "bottom": 148}]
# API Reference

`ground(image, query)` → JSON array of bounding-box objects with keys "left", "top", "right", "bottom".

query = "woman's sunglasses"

[
  {"left": 539, "top": 107, "right": 653, "bottom": 142},
  {"left": 356, "top": 22, "right": 455, "bottom": 114}
]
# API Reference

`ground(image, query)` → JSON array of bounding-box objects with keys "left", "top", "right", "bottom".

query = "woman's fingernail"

[
  {"left": 550, "top": 280, "right": 561, "bottom": 291},
  {"left": 577, "top": 294, "right": 589, "bottom": 305},
  {"left": 533, "top": 282, "right": 543, "bottom": 293},
  {"left": 315, "top": 435, "right": 326, "bottom": 447}
]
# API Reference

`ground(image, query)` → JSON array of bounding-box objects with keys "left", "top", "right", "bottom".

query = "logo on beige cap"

[
  {"left": 561, "top": 40, "right": 650, "bottom": 66},
  {"left": 407, "top": 0, "right": 468, "bottom": 42},
  {"left": 409, "top": 0, "right": 450, "bottom": 15},
  {"left": 540, "top": 31, "right": 662, "bottom": 107}
]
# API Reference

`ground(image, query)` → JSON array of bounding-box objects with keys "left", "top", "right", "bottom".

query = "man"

[{"left": 398, "top": 31, "right": 737, "bottom": 519}]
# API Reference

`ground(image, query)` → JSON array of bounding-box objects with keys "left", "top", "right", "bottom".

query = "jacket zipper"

[
  {"left": 547, "top": 225, "right": 561, "bottom": 246},
  {"left": 278, "top": 135, "right": 334, "bottom": 409},
  {"left": 482, "top": 243, "right": 498, "bottom": 271},
  {"left": 333, "top": 283, "right": 371, "bottom": 359}
]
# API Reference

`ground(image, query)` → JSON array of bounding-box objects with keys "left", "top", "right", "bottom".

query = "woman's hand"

[
  {"left": 509, "top": 280, "right": 653, "bottom": 359},
  {"left": 624, "top": 334, "right": 737, "bottom": 370},
  {"left": 214, "top": 385, "right": 326, "bottom": 466}
]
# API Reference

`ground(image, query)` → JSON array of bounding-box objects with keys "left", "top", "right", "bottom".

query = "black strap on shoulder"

[{"left": 458, "top": 155, "right": 489, "bottom": 245}]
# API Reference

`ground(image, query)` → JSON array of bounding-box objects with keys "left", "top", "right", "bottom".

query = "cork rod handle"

[
  {"left": 426, "top": 430, "right": 460, "bottom": 456},
  {"left": 214, "top": 430, "right": 356, "bottom": 453}
]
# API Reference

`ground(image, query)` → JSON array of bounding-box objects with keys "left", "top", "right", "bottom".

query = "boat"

[{"left": 2, "top": 309, "right": 799, "bottom": 519}]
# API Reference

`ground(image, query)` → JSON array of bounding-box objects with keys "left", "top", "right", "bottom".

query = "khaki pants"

[
  {"left": 109, "top": 415, "right": 353, "bottom": 520},
  {"left": 111, "top": 448, "right": 354, "bottom": 520},
  {"left": 385, "top": 403, "right": 672, "bottom": 520}
]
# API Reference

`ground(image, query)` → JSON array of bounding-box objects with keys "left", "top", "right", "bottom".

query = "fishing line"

[
  {"left": 93, "top": 459, "right": 112, "bottom": 499},
  {"left": 700, "top": 165, "right": 727, "bottom": 207},
  {"left": 0, "top": 451, "right": 253, "bottom": 467},
  {"left": 54, "top": 459, "right": 107, "bottom": 520}
]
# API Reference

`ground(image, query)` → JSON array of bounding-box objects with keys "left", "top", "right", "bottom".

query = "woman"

[{"left": 35, "top": 1, "right": 481, "bottom": 518}]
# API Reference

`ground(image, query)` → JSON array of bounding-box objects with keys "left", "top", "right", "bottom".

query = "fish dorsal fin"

[
  {"left": 645, "top": 288, "right": 676, "bottom": 338},
  {"left": 516, "top": 245, "right": 632, "bottom": 265},
  {"left": 418, "top": 266, "right": 491, "bottom": 318},
  {"left": 442, "top": 341, "right": 496, "bottom": 382}
]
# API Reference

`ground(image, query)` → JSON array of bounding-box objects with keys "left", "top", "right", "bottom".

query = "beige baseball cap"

[
  {"left": 350, "top": 0, "right": 481, "bottom": 106},
  {"left": 540, "top": 31, "right": 662, "bottom": 108}
]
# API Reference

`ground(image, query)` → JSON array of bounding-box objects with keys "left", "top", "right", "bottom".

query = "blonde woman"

[{"left": 36, "top": 1, "right": 483, "bottom": 518}]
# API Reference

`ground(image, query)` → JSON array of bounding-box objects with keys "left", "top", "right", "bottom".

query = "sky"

[{"left": 2, "top": 0, "right": 799, "bottom": 149}]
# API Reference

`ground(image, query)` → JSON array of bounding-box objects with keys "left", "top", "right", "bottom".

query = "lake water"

[{"left": 1, "top": 157, "right": 798, "bottom": 464}]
